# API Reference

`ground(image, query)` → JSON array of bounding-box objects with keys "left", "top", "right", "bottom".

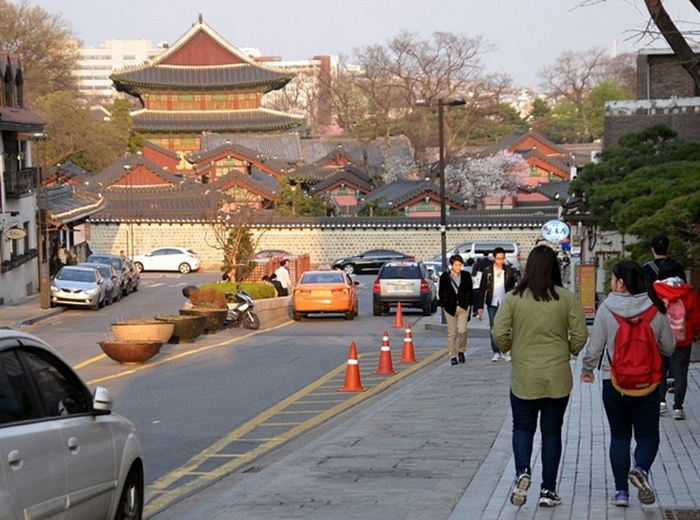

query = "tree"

[
  {"left": 0, "top": 0, "right": 80, "bottom": 103},
  {"left": 274, "top": 177, "right": 327, "bottom": 216},
  {"left": 570, "top": 124, "right": 700, "bottom": 262},
  {"left": 445, "top": 150, "right": 529, "bottom": 208}
]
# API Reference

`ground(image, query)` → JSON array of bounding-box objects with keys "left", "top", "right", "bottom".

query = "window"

[{"left": 0, "top": 350, "right": 35, "bottom": 424}]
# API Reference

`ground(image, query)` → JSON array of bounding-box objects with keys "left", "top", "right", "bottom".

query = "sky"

[{"left": 30, "top": 0, "right": 700, "bottom": 89}]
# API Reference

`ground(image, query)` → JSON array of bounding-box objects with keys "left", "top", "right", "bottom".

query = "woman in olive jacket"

[{"left": 492, "top": 245, "right": 588, "bottom": 508}]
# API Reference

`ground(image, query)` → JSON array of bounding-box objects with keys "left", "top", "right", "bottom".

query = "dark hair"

[
  {"left": 651, "top": 234, "right": 669, "bottom": 256},
  {"left": 657, "top": 258, "right": 687, "bottom": 282},
  {"left": 279, "top": 259, "right": 288, "bottom": 267},
  {"left": 492, "top": 247, "right": 506, "bottom": 258},
  {"left": 262, "top": 275, "right": 270, "bottom": 282},
  {"left": 612, "top": 260, "right": 666, "bottom": 313},
  {"left": 270, "top": 273, "right": 278, "bottom": 280},
  {"left": 449, "top": 254, "right": 464, "bottom": 265},
  {"left": 512, "top": 245, "right": 561, "bottom": 301},
  {"left": 466, "top": 257, "right": 474, "bottom": 266}
]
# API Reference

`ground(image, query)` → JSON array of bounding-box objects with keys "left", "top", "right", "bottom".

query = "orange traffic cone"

[
  {"left": 400, "top": 323, "right": 418, "bottom": 363},
  {"left": 392, "top": 302, "right": 405, "bottom": 328},
  {"left": 373, "top": 331, "right": 396, "bottom": 375},
  {"left": 339, "top": 341, "right": 365, "bottom": 392}
]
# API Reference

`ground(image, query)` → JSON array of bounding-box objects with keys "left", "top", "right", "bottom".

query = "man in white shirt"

[
  {"left": 274, "top": 259, "right": 293, "bottom": 296},
  {"left": 476, "top": 247, "right": 517, "bottom": 361}
]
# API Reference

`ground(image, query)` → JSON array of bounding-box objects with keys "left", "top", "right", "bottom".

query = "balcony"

[{"left": 3, "top": 167, "right": 37, "bottom": 197}]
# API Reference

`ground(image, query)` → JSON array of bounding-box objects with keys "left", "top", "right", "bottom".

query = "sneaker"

[
  {"left": 629, "top": 466, "right": 656, "bottom": 504},
  {"left": 668, "top": 379, "right": 675, "bottom": 393},
  {"left": 509, "top": 472, "right": 531, "bottom": 506},
  {"left": 673, "top": 408, "right": 686, "bottom": 420},
  {"left": 503, "top": 352, "right": 512, "bottom": 362},
  {"left": 612, "top": 490, "right": 629, "bottom": 507},
  {"left": 538, "top": 488, "right": 561, "bottom": 507},
  {"left": 458, "top": 352, "right": 466, "bottom": 364},
  {"left": 491, "top": 353, "right": 501, "bottom": 362},
  {"left": 660, "top": 402, "right": 668, "bottom": 415},
  {"left": 450, "top": 357, "right": 458, "bottom": 366}
]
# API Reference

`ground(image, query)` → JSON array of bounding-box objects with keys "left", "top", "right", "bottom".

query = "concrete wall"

[{"left": 87, "top": 222, "right": 544, "bottom": 270}]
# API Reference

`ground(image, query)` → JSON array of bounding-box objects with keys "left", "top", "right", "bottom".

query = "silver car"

[
  {"left": 77, "top": 262, "right": 121, "bottom": 305},
  {"left": 50, "top": 265, "right": 107, "bottom": 311},
  {"left": 372, "top": 261, "right": 438, "bottom": 316},
  {"left": 0, "top": 330, "right": 144, "bottom": 519}
]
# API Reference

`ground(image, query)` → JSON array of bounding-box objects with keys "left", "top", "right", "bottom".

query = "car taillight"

[
  {"left": 420, "top": 279, "right": 429, "bottom": 292},
  {"left": 295, "top": 288, "right": 311, "bottom": 295},
  {"left": 332, "top": 288, "right": 349, "bottom": 295},
  {"left": 407, "top": 256, "right": 415, "bottom": 261},
  {"left": 373, "top": 280, "right": 380, "bottom": 293}
]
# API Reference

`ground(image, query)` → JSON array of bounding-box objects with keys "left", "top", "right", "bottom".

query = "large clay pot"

[
  {"left": 155, "top": 315, "right": 206, "bottom": 344},
  {"left": 110, "top": 320, "right": 175, "bottom": 343},
  {"left": 179, "top": 308, "right": 227, "bottom": 334},
  {"left": 98, "top": 340, "right": 162, "bottom": 364}
]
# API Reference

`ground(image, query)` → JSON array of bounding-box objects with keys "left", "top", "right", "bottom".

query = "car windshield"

[
  {"left": 380, "top": 266, "right": 421, "bottom": 279},
  {"left": 301, "top": 272, "right": 345, "bottom": 284},
  {"left": 57, "top": 269, "right": 96, "bottom": 283},
  {"left": 89, "top": 256, "right": 121, "bottom": 271}
]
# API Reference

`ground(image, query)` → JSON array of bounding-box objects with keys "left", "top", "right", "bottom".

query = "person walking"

[
  {"left": 274, "top": 259, "right": 293, "bottom": 297},
  {"left": 438, "top": 254, "right": 473, "bottom": 366},
  {"left": 581, "top": 260, "right": 674, "bottom": 508},
  {"left": 476, "top": 246, "right": 517, "bottom": 361},
  {"left": 654, "top": 258, "right": 700, "bottom": 421},
  {"left": 493, "top": 245, "right": 588, "bottom": 508},
  {"left": 470, "top": 261, "right": 483, "bottom": 320}
]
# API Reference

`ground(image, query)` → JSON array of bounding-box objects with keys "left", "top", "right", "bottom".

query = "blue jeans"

[
  {"left": 602, "top": 379, "right": 660, "bottom": 492},
  {"left": 486, "top": 305, "right": 500, "bottom": 354},
  {"left": 510, "top": 391, "right": 570, "bottom": 491}
]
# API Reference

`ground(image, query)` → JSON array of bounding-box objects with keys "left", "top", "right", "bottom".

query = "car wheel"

[
  {"left": 134, "top": 262, "right": 144, "bottom": 273},
  {"left": 115, "top": 467, "right": 144, "bottom": 520},
  {"left": 343, "top": 264, "right": 355, "bottom": 275},
  {"left": 345, "top": 310, "right": 354, "bottom": 320},
  {"left": 91, "top": 301, "right": 100, "bottom": 311},
  {"left": 372, "top": 304, "right": 382, "bottom": 316},
  {"left": 123, "top": 284, "right": 130, "bottom": 297},
  {"left": 431, "top": 299, "right": 438, "bottom": 313},
  {"left": 293, "top": 311, "right": 302, "bottom": 321},
  {"left": 422, "top": 302, "right": 432, "bottom": 316},
  {"left": 179, "top": 263, "right": 192, "bottom": 274}
]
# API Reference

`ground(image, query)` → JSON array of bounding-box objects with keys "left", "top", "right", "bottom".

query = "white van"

[{"left": 441, "top": 241, "right": 522, "bottom": 274}]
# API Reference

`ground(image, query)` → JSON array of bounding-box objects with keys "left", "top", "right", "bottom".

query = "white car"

[
  {"left": 133, "top": 247, "right": 200, "bottom": 274},
  {"left": 0, "top": 330, "right": 144, "bottom": 519}
]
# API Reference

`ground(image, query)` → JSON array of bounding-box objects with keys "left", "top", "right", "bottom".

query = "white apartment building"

[{"left": 75, "top": 39, "right": 165, "bottom": 99}]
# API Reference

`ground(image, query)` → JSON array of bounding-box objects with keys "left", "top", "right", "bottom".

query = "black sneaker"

[
  {"left": 450, "top": 357, "right": 458, "bottom": 365},
  {"left": 458, "top": 352, "right": 466, "bottom": 364},
  {"left": 538, "top": 488, "right": 561, "bottom": 507},
  {"left": 509, "top": 472, "right": 531, "bottom": 506},
  {"left": 629, "top": 466, "right": 656, "bottom": 504}
]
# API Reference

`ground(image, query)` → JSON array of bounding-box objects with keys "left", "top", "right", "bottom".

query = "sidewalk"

[
  {"left": 0, "top": 294, "right": 64, "bottom": 329},
  {"left": 151, "top": 314, "right": 700, "bottom": 519}
]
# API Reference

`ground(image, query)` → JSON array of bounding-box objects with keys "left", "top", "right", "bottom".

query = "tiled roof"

[
  {"left": 111, "top": 63, "right": 293, "bottom": 92},
  {"left": 310, "top": 168, "right": 374, "bottom": 194},
  {"left": 44, "top": 184, "right": 104, "bottom": 225},
  {"left": 131, "top": 108, "right": 304, "bottom": 133},
  {"left": 301, "top": 136, "right": 416, "bottom": 170},
  {"left": 84, "top": 154, "right": 187, "bottom": 189},
  {"left": 363, "top": 179, "right": 466, "bottom": 209},
  {"left": 289, "top": 149, "right": 377, "bottom": 183},
  {"left": 200, "top": 132, "right": 304, "bottom": 164},
  {"left": 0, "top": 106, "right": 45, "bottom": 133},
  {"left": 479, "top": 128, "right": 571, "bottom": 157},
  {"left": 143, "top": 140, "right": 180, "bottom": 160},
  {"left": 207, "top": 169, "right": 277, "bottom": 199},
  {"left": 43, "top": 161, "right": 92, "bottom": 184},
  {"left": 516, "top": 148, "right": 571, "bottom": 173},
  {"left": 534, "top": 180, "right": 571, "bottom": 201}
]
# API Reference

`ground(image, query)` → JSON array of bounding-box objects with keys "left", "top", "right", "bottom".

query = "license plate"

[{"left": 313, "top": 290, "right": 332, "bottom": 296}]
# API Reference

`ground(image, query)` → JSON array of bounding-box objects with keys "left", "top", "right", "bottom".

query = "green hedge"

[{"left": 200, "top": 281, "right": 276, "bottom": 300}]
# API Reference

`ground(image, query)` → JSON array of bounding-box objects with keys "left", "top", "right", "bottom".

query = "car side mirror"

[{"left": 93, "top": 386, "right": 113, "bottom": 413}]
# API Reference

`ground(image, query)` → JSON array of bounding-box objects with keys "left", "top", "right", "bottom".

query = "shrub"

[
  {"left": 201, "top": 281, "right": 275, "bottom": 300},
  {"left": 187, "top": 287, "right": 227, "bottom": 309}
]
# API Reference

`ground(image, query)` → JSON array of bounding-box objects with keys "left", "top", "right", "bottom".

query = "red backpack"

[{"left": 608, "top": 306, "right": 661, "bottom": 396}]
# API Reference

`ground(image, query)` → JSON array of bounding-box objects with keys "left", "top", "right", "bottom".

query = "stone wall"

[{"left": 88, "top": 222, "right": 543, "bottom": 270}]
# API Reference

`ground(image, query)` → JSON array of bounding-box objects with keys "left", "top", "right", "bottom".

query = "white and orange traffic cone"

[
  {"left": 339, "top": 341, "right": 365, "bottom": 392},
  {"left": 373, "top": 331, "right": 396, "bottom": 375},
  {"left": 392, "top": 301, "right": 405, "bottom": 328},
  {"left": 400, "top": 323, "right": 418, "bottom": 363}
]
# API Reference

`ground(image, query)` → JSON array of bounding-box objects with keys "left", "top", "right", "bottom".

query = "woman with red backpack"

[
  {"left": 581, "top": 260, "right": 675, "bottom": 508},
  {"left": 654, "top": 258, "right": 700, "bottom": 421}
]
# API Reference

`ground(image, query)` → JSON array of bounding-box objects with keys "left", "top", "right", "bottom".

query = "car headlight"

[
  {"left": 85, "top": 288, "right": 99, "bottom": 295},
  {"left": 50, "top": 285, "right": 59, "bottom": 292}
]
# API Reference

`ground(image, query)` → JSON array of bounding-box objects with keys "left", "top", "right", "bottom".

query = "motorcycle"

[{"left": 225, "top": 290, "right": 261, "bottom": 330}]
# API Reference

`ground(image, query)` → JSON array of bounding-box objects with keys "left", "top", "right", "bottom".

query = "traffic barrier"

[
  {"left": 400, "top": 323, "right": 418, "bottom": 363},
  {"left": 392, "top": 301, "right": 405, "bottom": 328},
  {"left": 339, "top": 341, "right": 365, "bottom": 392},
  {"left": 373, "top": 331, "right": 396, "bottom": 375}
]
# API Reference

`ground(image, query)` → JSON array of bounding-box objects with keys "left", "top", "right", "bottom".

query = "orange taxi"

[{"left": 292, "top": 270, "right": 359, "bottom": 321}]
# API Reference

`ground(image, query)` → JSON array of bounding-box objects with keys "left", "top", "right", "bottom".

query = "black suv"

[
  {"left": 372, "top": 261, "right": 437, "bottom": 316},
  {"left": 86, "top": 254, "right": 133, "bottom": 297}
]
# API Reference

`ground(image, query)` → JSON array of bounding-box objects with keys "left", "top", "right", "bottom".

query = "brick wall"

[
  {"left": 636, "top": 53, "right": 698, "bottom": 100},
  {"left": 88, "top": 222, "right": 543, "bottom": 270}
]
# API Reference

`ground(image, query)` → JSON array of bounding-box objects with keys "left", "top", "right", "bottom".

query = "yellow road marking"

[{"left": 144, "top": 348, "right": 444, "bottom": 516}]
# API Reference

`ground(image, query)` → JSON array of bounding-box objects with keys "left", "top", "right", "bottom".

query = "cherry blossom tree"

[{"left": 445, "top": 150, "right": 529, "bottom": 208}]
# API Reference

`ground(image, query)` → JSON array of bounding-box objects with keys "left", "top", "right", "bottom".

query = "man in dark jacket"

[
  {"left": 439, "top": 254, "right": 473, "bottom": 366},
  {"left": 476, "top": 247, "right": 517, "bottom": 362}
]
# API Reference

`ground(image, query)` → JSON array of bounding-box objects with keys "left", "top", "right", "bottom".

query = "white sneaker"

[
  {"left": 673, "top": 409, "right": 686, "bottom": 420},
  {"left": 491, "top": 353, "right": 501, "bottom": 362},
  {"left": 503, "top": 352, "right": 511, "bottom": 362},
  {"left": 660, "top": 402, "right": 668, "bottom": 415}
]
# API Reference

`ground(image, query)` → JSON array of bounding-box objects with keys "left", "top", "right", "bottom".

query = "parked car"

[
  {"left": 372, "top": 261, "right": 437, "bottom": 316},
  {"left": 77, "top": 262, "right": 121, "bottom": 304},
  {"left": 50, "top": 265, "right": 107, "bottom": 311},
  {"left": 292, "top": 270, "right": 359, "bottom": 321},
  {"left": 133, "top": 247, "right": 200, "bottom": 274},
  {"left": 332, "top": 249, "right": 415, "bottom": 275},
  {"left": 86, "top": 254, "right": 132, "bottom": 297},
  {"left": 0, "top": 329, "right": 144, "bottom": 519},
  {"left": 433, "top": 241, "right": 522, "bottom": 277}
]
